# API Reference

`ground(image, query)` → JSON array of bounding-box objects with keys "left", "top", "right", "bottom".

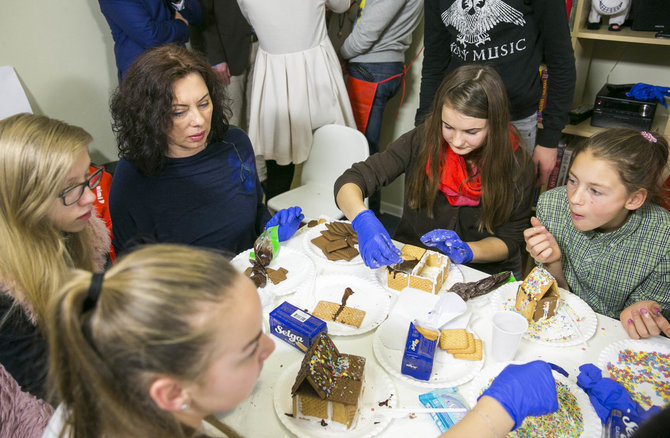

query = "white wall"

[{"left": 0, "top": 0, "right": 118, "bottom": 163}]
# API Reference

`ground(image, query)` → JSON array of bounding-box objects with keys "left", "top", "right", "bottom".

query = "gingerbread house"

[
  {"left": 387, "top": 244, "right": 450, "bottom": 294},
  {"left": 291, "top": 332, "right": 366, "bottom": 428},
  {"left": 514, "top": 267, "right": 560, "bottom": 322}
]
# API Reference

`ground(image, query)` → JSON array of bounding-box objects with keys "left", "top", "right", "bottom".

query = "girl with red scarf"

[{"left": 334, "top": 65, "right": 535, "bottom": 278}]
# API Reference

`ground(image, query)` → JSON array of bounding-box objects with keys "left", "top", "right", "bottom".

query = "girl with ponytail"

[{"left": 45, "top": 244, "right": 274, "bottom": 438}]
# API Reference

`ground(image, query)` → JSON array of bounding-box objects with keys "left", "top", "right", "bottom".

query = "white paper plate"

[
  {"left": 597, "top": 339, "right": 670, "bottom": 409},
  {"left": 299, "top": 275, "right": 391, "bottom": 336},
  {"left": 231, "top": 246, "right": 316, "bottom": 298},
  {"left": 274, "top": 361, "right": 397, "bottom": 438},
  {"left": 464, "top": 363, "right": 601, "bottom": 438},
  {"left": 489, "top": 281, "right": 597, "bottom": 346},
  {"left": 302, "top": 221, "right": 364, "bottom": 266},
  {"left": 372, "top": 318, "right": 484, "bottom": 388},
  {"left": 374, "top": 259, "right": 465, "bottom": 294}
]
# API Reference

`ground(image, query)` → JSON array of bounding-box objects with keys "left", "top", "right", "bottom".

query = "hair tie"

[
  {"left": 82, "top": 272, "right": 104, "bottom": 312},
  {"left": 641, "top": 131, "right": 657, "bottom": 143}
]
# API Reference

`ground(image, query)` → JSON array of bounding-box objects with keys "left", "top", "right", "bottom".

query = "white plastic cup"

[{"left": 491, "top": 311, "right": 529, "bottom": 362}]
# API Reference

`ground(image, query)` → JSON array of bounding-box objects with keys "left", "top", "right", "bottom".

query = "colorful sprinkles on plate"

[
  {"left": 510, "top": 381, "right": 584, "bottom": 438},
  {"left": 502, "top": 297, "right": 581, "bottom": 341},
  {"left": 606, "top": 349, "right": 670, "bottom": 409}
]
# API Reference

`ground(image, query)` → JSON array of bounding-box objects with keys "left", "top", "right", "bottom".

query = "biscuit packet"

[{"left": 418, "top": 388, "right": 469, "bottom": 433}]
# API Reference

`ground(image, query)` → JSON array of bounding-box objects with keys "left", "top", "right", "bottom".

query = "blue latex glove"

[
  {"left": 479, "top": 361, "right": 561, "bottom": 430},
  {"left": 265, "top": 206, "right": 304, "bottom": 241},
  {"left": 351, "top": 210, "right": 402, "bottom": 269},
  {"left": 626, "top": 83, "right": 670, "bottom": 107},
  {"left": 576, "top": 363, "right": 662, "bottom": 424},
  {"left": 420, "top": 229, "right": 474, "bottom": 264}
]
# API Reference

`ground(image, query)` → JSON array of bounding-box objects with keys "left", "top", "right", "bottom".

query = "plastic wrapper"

[
  {"left": 248, "top": 226, "right": 280, "bottom": 287},
  {"left": 449, "top": 271, "right": 513, "bottom": 301},
  {"left": 418, "top": 388, "right": 469, "bottom": 433}
]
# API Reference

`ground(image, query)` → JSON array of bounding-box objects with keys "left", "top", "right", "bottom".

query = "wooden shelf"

[
  {"left": 572, "top": 27, "right": 670, "bottom": 46},
  {"left": 562, "top": 112, "right": 669, "bottom": 137}
]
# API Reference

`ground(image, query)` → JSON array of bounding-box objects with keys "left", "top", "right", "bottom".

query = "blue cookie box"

[
  {"left": 401, "top": 322, "right": 437, "bottom": 381},
  {"left": 269, "top": 301, "right": 327, "bottom": 352},
  {"left": 605, "top": 409, "right": 644, "bottom": 438}
]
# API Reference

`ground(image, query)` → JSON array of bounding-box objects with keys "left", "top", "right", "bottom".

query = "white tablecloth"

[{"left": 217, "top": 231, "right": 670, "bottom": 437}]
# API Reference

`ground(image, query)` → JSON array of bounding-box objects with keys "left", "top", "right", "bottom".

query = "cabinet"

[{"left": 564, "top": 0, "right": 670, "bottom": 137}]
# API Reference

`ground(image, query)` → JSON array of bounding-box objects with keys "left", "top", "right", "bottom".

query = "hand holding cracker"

[{"left": 352, "top": 210, "right": 402, "bottom": 268}]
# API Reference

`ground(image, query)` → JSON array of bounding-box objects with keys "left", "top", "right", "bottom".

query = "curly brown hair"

[{"left": 110, "top": 45, "right": 230, "bottom": 176}]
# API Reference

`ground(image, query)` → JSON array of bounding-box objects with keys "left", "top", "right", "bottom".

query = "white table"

[{"left": 217, "top": 231, "right": 669, "bottom": 437}]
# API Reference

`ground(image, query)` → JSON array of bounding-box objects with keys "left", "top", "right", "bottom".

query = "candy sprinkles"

[
  {"left": 478, "top": 379, "right": 584, "bottom": 437},
  {"left": 606, "top": 349, "right": 670, "bottom": 409},
  {"left": 510, "top": 381, "right": 584, "bottom": 438}
]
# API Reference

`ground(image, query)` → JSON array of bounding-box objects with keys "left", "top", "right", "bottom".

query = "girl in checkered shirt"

[{"left": 524, "top": 128, "right": 670, "bottom": 340}]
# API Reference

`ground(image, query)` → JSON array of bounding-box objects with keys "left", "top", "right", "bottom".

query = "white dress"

[{"left": 237, "top": 0, "right": 356, "bottom": 165}]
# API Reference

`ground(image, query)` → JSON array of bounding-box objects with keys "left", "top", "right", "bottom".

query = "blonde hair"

[
  {"left": 0, "top": 113, "right": 97, "bottom": 323},
  {"left": 48, "top": 244, "right": 242, "bottom": 438}
]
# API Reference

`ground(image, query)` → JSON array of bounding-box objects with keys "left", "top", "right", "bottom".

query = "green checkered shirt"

[{"left": 537, "top": 186, "right": 670, "bottom": 320}]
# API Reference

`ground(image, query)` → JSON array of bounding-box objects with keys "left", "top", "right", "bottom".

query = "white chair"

[{"left": 267, "top": 124, "right": 369, "bottom": 221}]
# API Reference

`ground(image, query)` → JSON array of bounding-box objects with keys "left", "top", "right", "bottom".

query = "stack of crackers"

[
  {"left": 439, "top": 328, "right": 482, "bottom": 361},
  {"left": 311, "top": 221, "right": 359, "bottom": 261}
]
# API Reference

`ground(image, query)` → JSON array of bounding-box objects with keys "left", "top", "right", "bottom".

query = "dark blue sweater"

[
  {"left": 109, "top": 128, "right": 271, "bottom": 256},
  {"left": 98, "top": 0, "right": 203, "bottom": 81}
]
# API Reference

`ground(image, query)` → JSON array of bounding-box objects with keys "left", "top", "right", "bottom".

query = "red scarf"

[{"left": 426, "top": 130, "right": 519, "bottom": 206}]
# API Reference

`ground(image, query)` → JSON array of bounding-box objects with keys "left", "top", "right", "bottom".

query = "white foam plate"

[
  {"left": 597, "top": 338, "right": 670, "bottom": 409},
  {"left": 231, "top": 246, "right": 316, "bottom": 298},
  {"left": 489, "top": 281, "right": 597, "bottom": 346},
  {"left": 274, "top": 361, "right": 397, "bottom": 438},
  {"left": 372, "top": 317, "right": 484, "bottom": 388},
  {"left": 464, "top": 362, "right": 601, "bottom": 438},
  {"left": 374, "top": 258, "right": 465, "bottom": 294},
  {"left": 302, "top": 221, "right": 364, "bottom": 266},
  {"left": 298, "top": 275, "right": 391, "bottom": 336}
]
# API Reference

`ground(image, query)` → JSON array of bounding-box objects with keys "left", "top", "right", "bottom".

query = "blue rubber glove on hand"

[
  {"left": 479, "top": 360, "right": 560, "bottom": 430},
  {"left": 420, "top": 229, "right": 474, "bottom": 264},
  {"left": 266, "top": 206, "right": 304, "bottom": 241},
  {"left": 576, "top": 363, "right": 662, "bottom": 424},
  {"left": 626, "top": 83, "right": 670, "bottom": 107},
  {"left": 351, "top": 209, "right": 402, "bottom": 269}
]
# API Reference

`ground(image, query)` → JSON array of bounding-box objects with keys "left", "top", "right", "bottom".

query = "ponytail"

[{"left": 47, "top": 244, "right": 241, "bottom": 438}]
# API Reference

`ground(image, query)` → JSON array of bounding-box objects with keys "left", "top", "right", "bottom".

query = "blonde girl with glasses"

[
  {"left": 44, "top": 244, "right": 274, "bottom": 438},
  {"left": 0, "top": 113, "right": 110, "bottom": 437}
]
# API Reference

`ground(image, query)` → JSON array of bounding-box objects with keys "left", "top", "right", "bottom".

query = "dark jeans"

[
  {"left": 263, "top": 160, "right": 295, "bottom": 201},
  {"left": 347, "top": 61, "right": 403, "bottom": 214}
]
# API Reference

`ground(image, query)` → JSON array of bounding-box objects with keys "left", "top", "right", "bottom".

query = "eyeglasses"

[{"left": 58, "top": 165, "right": 103, "bottom": 206}]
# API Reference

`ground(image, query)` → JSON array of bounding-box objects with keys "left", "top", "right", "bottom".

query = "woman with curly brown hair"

[{"left": 109, "top": 45, "right": 302, "bottom": 256}]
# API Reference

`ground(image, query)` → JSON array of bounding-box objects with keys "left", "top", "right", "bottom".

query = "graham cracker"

[
  {"left": 326, "top": 239, "right": 349, "bottom": 253},
  {"left": 401, "top": 244, "right": 426, "bottom": 261},
  {"left": 415, "top": 325, "right": 440, "bottom": 341},
  {"left": 446, "top": 333, "right": 475, "bottom": 354},
  {"left": 266, "top": 267, "right": 288, "bottom": 285},
  {"left": 312, "top": 301, "right": 366, "bottom": 328},
  {"left": 453, "top": 339, "right": 482, "bottom": 361},
  {"left": 439, "top": 329, "right": 468, "bottom": 350}
]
